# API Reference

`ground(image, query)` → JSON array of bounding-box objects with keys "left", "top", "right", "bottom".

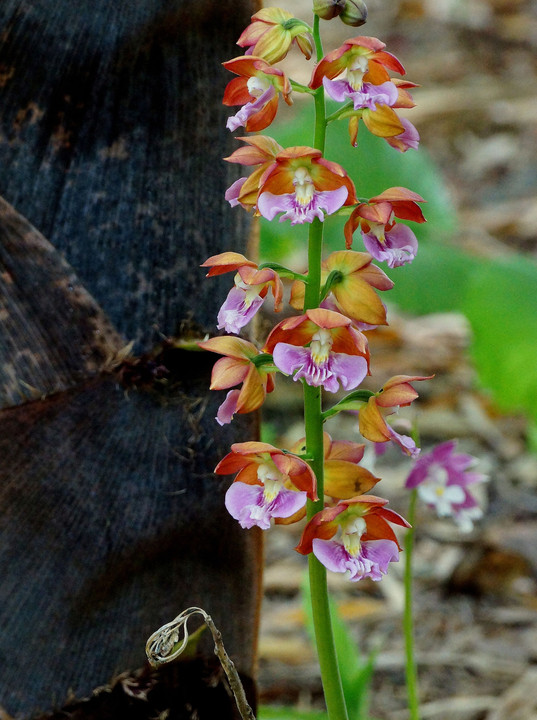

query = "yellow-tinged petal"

[
  {"left": 362, "top": 104, "right": 405, "bottom": 138},
  {"left": 289, "top": 279, "right": 306, "bottom": 311},
  {"left": 199, "top": 335, "right": 259, "bottom": 360},
  {"left": 333, "top": 274, "right": 389, "bottom": 326},
  {"left": 201, "top": 252, "right": 256, "bottom": 276},
  {"left": 327, "top": 439, "right": 365, "bottom": 463},
  {"left": 326, "top": 250, "right": 374, "bottom": 275},
  {"left": 236, "top": 364, "right": 267, "bottom": 413},
  {"left": 210, "top": 356, "right": 248, "bottom": 390},
  {"left": 358, "top": 397, "right": 391, "bottom": 443},
  {"left": 324, "top": 460, "right": 380, "bottom": 500},
  {"left": 305, "top": 307, "right": 353, "bottom": 330},
  {"left": 378, "top": 374, "right": 432, "bottom": 407}
]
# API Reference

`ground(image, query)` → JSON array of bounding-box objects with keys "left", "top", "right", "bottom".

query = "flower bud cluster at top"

[{"left": 199, "top": 5, "right": 482, "bottom": 583}]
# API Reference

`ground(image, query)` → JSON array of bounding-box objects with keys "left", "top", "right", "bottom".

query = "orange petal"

[
  {"left": 333, "top": 275, "right": 389, "bottom": 326},
  {"left": 236, "top": 364, "right": 266, "bottom": 413},
  {"left": 362, "top": 105, "right": 405, "bottom": 138},
  {"left": 324, "top": 460, "right": 380, "bottom": 500},
  {"left": 222, "top": 76, "right": 250, "bottom": 106},
  {"left": 210, "top": 356, "right": 248, "bottom": 390},
  {"left": 358, "top": 397, "right": 391, "bottom": 443},
  {"left": 199, "top": 335, "right": 258, "bottom": 359},
  {"left": 201, "top": 251, "right": 256, "bottom": 275},
  {"left": 245, "top": 95, "right": 279, "bottom": 133}
]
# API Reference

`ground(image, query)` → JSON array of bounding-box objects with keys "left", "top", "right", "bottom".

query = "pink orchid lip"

[
  {"left": 312, "top": 537, "right": 399, "bottom": 582},
  {"left": 217, "top": 286, "right": 264, "bottom": 335},
  {"left": 225, "top": 177, "right": 247, "bottom": 207},
  {"left": 362, "top": 224, "right": 418, "bottom": 268},
  {"left": 226, "top": 86, "right": 276, "bottom": 133},
  {"left": 386, "top": 118, "right": 420, "bottom": 152},
  {"left": 273, "top": 342, "right": 368, "bottom": 393},
  {"left": 225, "top": 481, "right": 307, "bottom": 530},
  {"left": 216, "top": 389, "right": 240, "bottom": 426},
  {"left": 257, "top": 186, "right": 348, "bottom": 225},
  {"left": 323, "top": 77, "right": 399, "bottom": 111}
]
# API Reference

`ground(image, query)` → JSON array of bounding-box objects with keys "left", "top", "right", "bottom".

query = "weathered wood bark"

[{"left": 0, "top": 1, "right": 261, "bottom": 717}]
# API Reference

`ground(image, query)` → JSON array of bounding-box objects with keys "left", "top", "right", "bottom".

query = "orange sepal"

[
  {"left": 201, "top": 251, "right": 257, "bottom": 276},
  {"left": 324, "top": 460, "right": 380, "bottom": 500},
  {"left": 378, "top": 374, "right": 433, "bottom": 407},
  {"left": 358, "top": 397, "right": 391, "bottom": 443},
  {"left": 362, "top": 104, "right": 405, "bottom": 138}
]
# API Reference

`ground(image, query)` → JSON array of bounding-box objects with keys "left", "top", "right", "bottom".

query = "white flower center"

[
  {"left": 257, "top": 463, "right": 286, "bottom": 502},
  {"left": 310, "top": 328, "right": 333, "bottom": 365},
  {"left": 247, "top": 75, "right": 271, "bottom": 98},
  {"left": 341, "top": 515, "right": 367, "bottom": 556},
  {"left": 347, "top": 56, "right": 369, "bottom": 90},
  {"left": 293, "top": 166, "right": 315, "bottom": 206},
  {"left": 235, "top": 275, "right": 264, "bottom": 307}
]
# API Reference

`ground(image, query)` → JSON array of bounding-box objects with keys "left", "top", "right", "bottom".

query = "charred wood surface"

[{"left": 0, "top": 0, "right": 261, "bottom": 716}]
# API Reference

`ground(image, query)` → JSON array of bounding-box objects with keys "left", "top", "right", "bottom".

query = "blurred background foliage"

[{"left": 257, "top": 101, "right": 537, "bottom": 442}]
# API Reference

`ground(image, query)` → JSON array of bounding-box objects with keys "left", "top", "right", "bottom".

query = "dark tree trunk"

[{"left": 0, "top": 1, "right": 261, "bottom": 717}]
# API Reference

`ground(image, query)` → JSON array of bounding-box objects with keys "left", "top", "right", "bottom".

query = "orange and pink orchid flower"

[
  {"left": 215, "top": 441, "right": 318, "bottom": 529},
  {"left": 257, "top": 146, "right": 358, "bottom": 225},
  {"left": 224, "top": 135, "right": 284, "bottom": 212},
  {"left": 309, "top": 36, "right": 419, "bottom": 149},
  {"left": 223, "top": 56, "right": 292, "bottom": 133},
  {"left": 237, "top": 7, "right": 313, "bottom": 64},
  {"left": 296, "top": 495, "right": 410, "bottom": 581},
  {"left": 201, "top": 251, "right": 283, "bottom": 334},
  {"left": 290, "top": 250, "right": 394, "bottom": 327},
  {"left": 344, "top": 187, "right": 426, "bottom": 267},
  {"left": 358, "top": 374, "right": 433, "bottom": 456},
  {"left": 264, "top": 307, "right": 369, "bottom": 393},
  {"left": 198, "top": 336, "right": 275, "bottom": 426}
]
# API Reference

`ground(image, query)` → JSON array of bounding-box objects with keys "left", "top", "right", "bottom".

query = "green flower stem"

[
  {"left": 290, "top": 79, "right": 316, "bottom": 95},
  {"left": 301, "top": 14, "right": 349, "bottom": 720},
  {"left": 404, "top": 489, "right": 420, "bottom": 720}
]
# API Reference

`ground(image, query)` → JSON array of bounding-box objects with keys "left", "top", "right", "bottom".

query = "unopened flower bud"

[
  {"left": 340, "top": 0, "right": 368, "bottom": 26},
  {"left": 313, "top": 0, "right": 346, "bottom": 20}
]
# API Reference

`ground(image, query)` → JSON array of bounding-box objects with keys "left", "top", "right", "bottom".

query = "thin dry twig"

[{"left": 146, "top": 606, "right": 256, "bottom": 720}]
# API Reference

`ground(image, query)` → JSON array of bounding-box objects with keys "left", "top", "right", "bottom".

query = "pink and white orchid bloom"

[
  {"left": 344, "top": 187, "right": 426, "bottom": 268},
  {"left": 215, "top": 442, "right": 317, "bottom": 529},
  {"left": 309, "top": 36, "right": 419, "bottom": 149},
  {"left": 198, "top": 336, "right": 275, "bottom": 425},
  {"left": 223, "top": 56, "right": 292, "bottom": 133},
  {"left": 224, "top": 135, "right": 284, "bottom": 213},
  {"left": 201, "top": 252, "right": 284, "bottom": 334},
  {"left": 405, "top": 440, "right": 487, "bottom": 531},
  {"left": 264, "top": 308, "right": 369, "bottom": 393},
  {"left": 257, "top": 146, "right": 357, "bottom": 225},
  {"left": 296, "top": 495, "right": 409, "bottom": 582}
]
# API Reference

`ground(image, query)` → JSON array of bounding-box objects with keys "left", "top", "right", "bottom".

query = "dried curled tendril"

[{"left": 146, "top": 606, "right": 256, "bottom": 720}]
